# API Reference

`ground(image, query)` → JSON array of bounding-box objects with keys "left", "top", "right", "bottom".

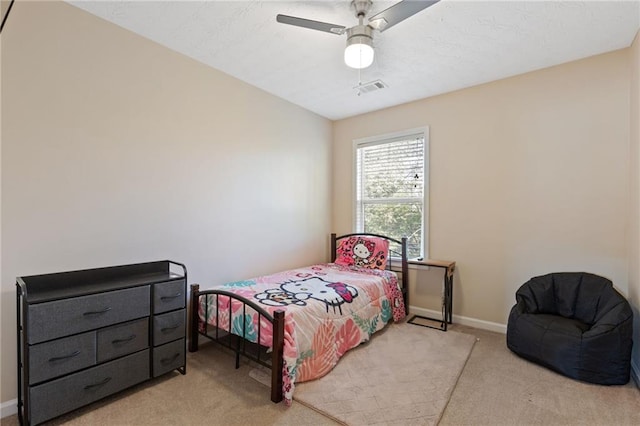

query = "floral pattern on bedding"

[{"left": 198, "top": 263, "right": 406, "bottom": 405}]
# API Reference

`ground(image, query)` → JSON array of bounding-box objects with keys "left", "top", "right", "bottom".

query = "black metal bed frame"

[
  {"left": 188, "top": 286, "right": 285, "bottom": 402},
  {"left": 188, "top": 233, "right": 408, "bottom": 403}
]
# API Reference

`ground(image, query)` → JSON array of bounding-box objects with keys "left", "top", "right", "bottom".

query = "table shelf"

[{"left": 407, "top": 258, "right": 455, "bottom": 331}]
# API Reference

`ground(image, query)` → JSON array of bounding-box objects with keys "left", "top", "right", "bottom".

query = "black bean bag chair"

[{"left": 506, "top": 272, "right": 633, "bottom": 385}]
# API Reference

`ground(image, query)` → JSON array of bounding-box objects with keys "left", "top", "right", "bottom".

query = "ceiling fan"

[{"left": 276, "top": 0, "right": 440, "bottom": 69}]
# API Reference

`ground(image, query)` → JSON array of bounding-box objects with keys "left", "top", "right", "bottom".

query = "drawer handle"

[
  {"left": 49, "top": 350, "right": 81, "bottom": 363},
  {"left": 160, "top": 293, "right": 182, "bottom": 301},
  {"left": 84, "top": 377, "right": 112, "bottom": 390},
  {"left": 112, "top": 334, "right": 136, "bottom": 345},
  {"left": 160, "top": 353, "right": 180, "bottom": 366},
  {"left": 161, "top": 324, "right": 180, "bottom": 333},
  {"left": 83, "top": 307, "right": 112, "bottom": 316}
]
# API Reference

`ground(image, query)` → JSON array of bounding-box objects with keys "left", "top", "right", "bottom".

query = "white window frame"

[{"left": 352, "top": 126, "right": 429, "bottom": 260}]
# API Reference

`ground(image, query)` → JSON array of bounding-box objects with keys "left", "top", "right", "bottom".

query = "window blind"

[{"left": 355, "top": 133, "right": 425, "bottom": 258}]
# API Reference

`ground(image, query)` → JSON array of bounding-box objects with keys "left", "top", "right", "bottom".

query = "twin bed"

[{"left": 188, "top": 233, "right": 408, "bottom": 404}]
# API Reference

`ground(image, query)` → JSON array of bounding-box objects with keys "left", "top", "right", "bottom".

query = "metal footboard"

[{"left": 188, "top": 284, "right": 285, "bottom": 403}]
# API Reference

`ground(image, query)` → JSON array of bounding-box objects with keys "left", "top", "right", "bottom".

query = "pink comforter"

[{"left": 198, "top": 263, "right": 406, "bottom": 404}]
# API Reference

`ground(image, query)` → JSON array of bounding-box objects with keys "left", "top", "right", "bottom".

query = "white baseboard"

[
  {"left": 1, "top": 398, "right": 17, "bottom": 419},
  {"left": 409, "top": 306, "right": 508, "bottom": 334}
]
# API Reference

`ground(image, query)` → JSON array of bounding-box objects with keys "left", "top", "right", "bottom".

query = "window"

[{"left": 353, "top": 128, "right": 428, "bottom": 259}]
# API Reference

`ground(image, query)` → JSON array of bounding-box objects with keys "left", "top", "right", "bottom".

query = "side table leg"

[
  {"left": 446, "top": 270, "right": 454, "bottom": 324},
  {"left": 442, "top": 269, "right": 449, "bottom": 331}
]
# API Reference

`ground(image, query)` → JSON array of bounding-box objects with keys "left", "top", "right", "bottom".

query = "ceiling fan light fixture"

[
  {"left": 277, "top": 0, "right": 440, "bottom": 71},
  {"left": 344, "top": 38, "right": 374, "bottom": 69},
  {"left": 344, "top": 25, "right": 374, "bottom": 69}
]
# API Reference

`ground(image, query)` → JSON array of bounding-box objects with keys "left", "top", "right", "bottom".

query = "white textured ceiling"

[{"left": 68, "top": 0, "right": 640, "bottom": 120}]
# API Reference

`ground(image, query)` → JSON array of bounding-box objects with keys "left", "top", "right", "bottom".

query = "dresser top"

[{"left": 17, "top": 261, "right": 185, "bottom": 304}]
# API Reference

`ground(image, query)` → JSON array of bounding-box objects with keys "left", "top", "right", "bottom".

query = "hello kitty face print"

[
  {"left": 255, "top": 276, "right": 358, "bottom": 314},
  {"left": 352, "top": 239, "right": 376, "bottom": 267},
  {"left": 334, "top": 236, "right": 390, "bottom": 270}
]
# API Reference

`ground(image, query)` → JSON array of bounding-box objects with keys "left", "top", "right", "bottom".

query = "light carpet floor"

[
  {"left": 2, "top": 323, "right": 638, "bottom": 425},
  {"left": 293, "top": 323, "right": 476, "bottom": 426},
  {"left": 440, "top": 325, "right": 640, "bottom": 426}
]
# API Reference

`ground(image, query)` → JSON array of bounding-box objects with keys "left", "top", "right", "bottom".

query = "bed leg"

[
  {"left": 271, "top": 310, "right": 285, "bottom": 403},
  {"left": 331, "top": 233, "right": 337, "bottom": 262},
  {"left": 235, "top": 337, "right": 241, "bottom": 369},
  {"left": 189, "top": 284, "right": 200, "bottom": 352},
  {"left": 401, "top": 237, "right": 409, "bottom": 316}
]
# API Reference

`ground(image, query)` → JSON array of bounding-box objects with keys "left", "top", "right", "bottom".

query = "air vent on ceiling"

[{"left": 354, "top": 79, "right": 387, "bottom": 95}]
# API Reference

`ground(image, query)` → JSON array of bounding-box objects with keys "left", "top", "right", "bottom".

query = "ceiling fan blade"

[
  {"left": 368, "top": 0, "right": 439, "bottom": 32},
  {"left": 276, "top": 14, "right": 346, "bottom": 35}
]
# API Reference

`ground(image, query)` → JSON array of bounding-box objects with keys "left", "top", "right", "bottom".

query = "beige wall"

[
  {"left": 1, "top": 0, "right": 10, "bottom": 22},
  {"left": 628, "top": 31, "right": 640, "bottom": 383},
  {"left": 0, "top": 1, "right": 332, "bottom": 405},
  {"left": 1, "top": 0, "right": 638, "bottom": 411},
  {"left": 333, "top": 50, "right": 631, "bottom": 327}
]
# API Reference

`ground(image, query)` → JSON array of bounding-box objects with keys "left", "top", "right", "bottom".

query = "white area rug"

[{"left": 293, "top": 322, "right": 477, "bottom": 426}]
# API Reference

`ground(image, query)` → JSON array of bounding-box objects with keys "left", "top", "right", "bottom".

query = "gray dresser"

[{"left": 16, "top": 261, "right": 187, "bottom": 425}]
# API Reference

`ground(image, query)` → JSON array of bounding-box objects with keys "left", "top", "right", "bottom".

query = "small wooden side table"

[{"left": 407, "top": 258, "right": 456, "bottom": 331}]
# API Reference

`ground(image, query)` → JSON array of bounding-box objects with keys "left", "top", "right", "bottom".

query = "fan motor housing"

[{"left": 346, "top": 24, "right": 373, "bottom": 42}]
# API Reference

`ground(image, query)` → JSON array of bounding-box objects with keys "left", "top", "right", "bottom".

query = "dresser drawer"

[
  {"left": 153, "top": 279, "right": 185, "bottom": 314},
  {"left": 97, "top": 318, "right": 149, "bottom": 363},
  {"left": 28, "top": 286, "right": 150, "bottom": 344},
  {"left": 153, "top": 339, "right": 185, "bottom": 377},
  {"left": 29, "top": 331, "right": 96, "bottom": 385},
  {"left": 153, "top": 309, "right": 186, "bottom": 346},
  {"left": 29, "top": 350, "right": 149, "bottom": 425}
]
